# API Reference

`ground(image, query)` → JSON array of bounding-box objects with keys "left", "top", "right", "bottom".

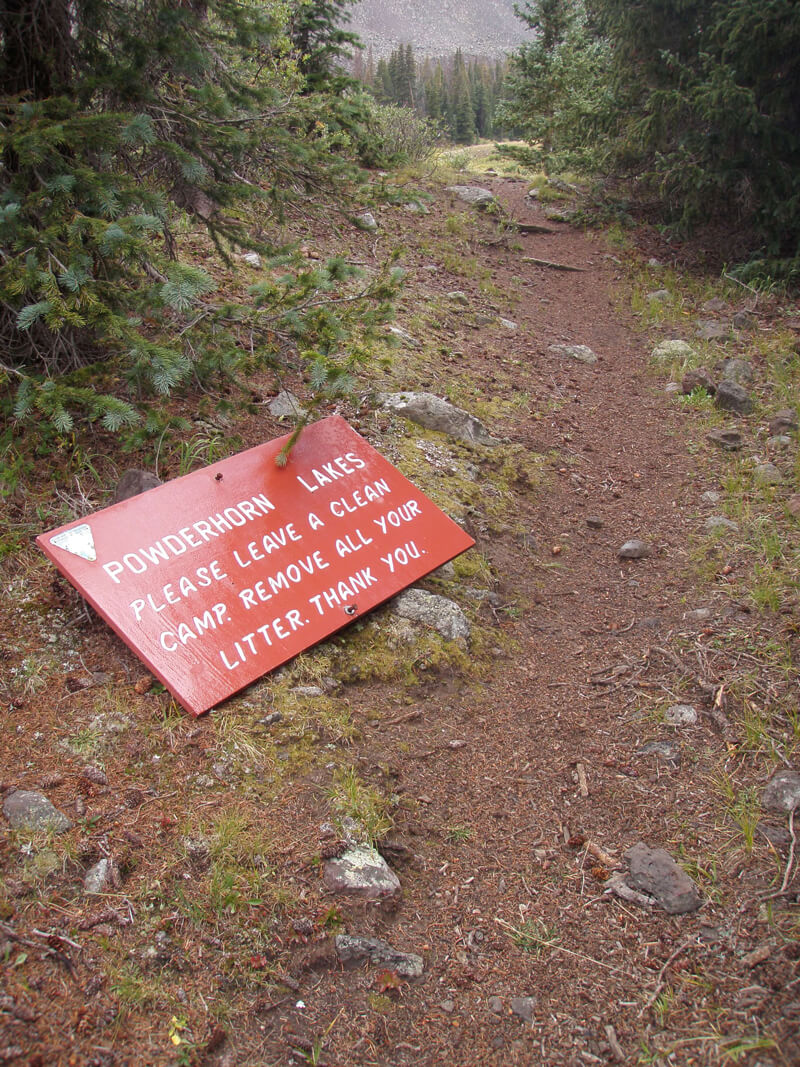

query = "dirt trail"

[{"left": 1, "top": 178, "right": 796, "bottom": 1067}]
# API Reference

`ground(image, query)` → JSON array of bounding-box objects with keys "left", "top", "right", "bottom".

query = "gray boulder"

[
  {"left": 379, "top": 391, "right": 499, "bottom": 447},
  {"left": 446, "top": 186, "right": 497, "bottom": 208},
  {"left": 3, "top": 790, "right": 72, "bottom": 833},
  {"left": 651, "top": 339, "right": 694, "bottom": 364},
  {"left": 762, "top": 769, "right": 800, "bottom": 813},
  {"left": 720, "top": 358, "right": 754, "bottom": 384},
  {"left": 335, "top": 934, "right": 423, "bottom": 978},
  {"left": 618, "top": 540, "right": 651, "bottom": 560},
  {"left": 707, "top": 428, "right": 743, "bottom": 451},
  {"left": 392, "top": 588, "right": 470, "bottom": 641},
  {"left": 323, "top": 845, "right": 400, "bottom": 899},
  {"left": 268, "top": 390, "right": 306, "bottom": 419},
  {"left": 715, "top": 380, "right": 754, "bottom": 415},
  {"left": 548, "top": 344, "right": 598, "bottom": 365},
  {"left": 353, "top": 212, "right": 378, "bottom": 232},
  {"left": 753, "top": 462, "right": 783, "bottom": 486}
]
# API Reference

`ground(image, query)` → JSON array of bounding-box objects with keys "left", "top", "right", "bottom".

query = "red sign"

[{"left": 37, "top": 417, "right": 475, "bottom": 715}]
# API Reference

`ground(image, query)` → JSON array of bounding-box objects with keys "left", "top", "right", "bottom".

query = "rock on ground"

[
  {"left": 707, "top": 428, "right": 743, "bottom": 451},
  {"left": 2, "top": 790, "right": 73, "bottom": 833},
  {"left": 618, "top": 540, "right": 651, "bottom": 560},
  {"left": 625, "top": 842, "right": 703, "bottom": 914},
  {"left": 379, "top": 391, "right": 499, "bottom": 447},
  {"left": 113, "top": 469, "right": 162, "bottom": 504},
  {"left": 391, "top": 588, "right": 470, "bottom": 641},
  {"left": 651, "top": 339, "right": 694, "bottom": 363},
  {"left": 446, "top": 186, "right": 497, "bottom": 208},
  {"left": 548, "top": 344, "right": 598, "bottom": 365},
  {"left": 322, "top": 845, "right": 400, "bottom": 899},
  {"left": 334, "top": 934, "right": 424, "bottom": 978},
  {"left": 268, "top": 390, "right": 306, "bottom": 419},
  {"left": 715, "top": 380, "right": 753, "bottom": 415},
  {"left": 762, "top": 769, "right": 800, "bottom": 813},
  {"left": 83, "top": 858, "right": 113, "bottom": 894},
  {"left": 665, "top": 704, "right": 698, "bottom": 726}
]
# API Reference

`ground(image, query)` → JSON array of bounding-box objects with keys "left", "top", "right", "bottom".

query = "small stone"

[
  {"left": 651, "top": 340, "right": 694, "bottom": 364},
  {"left": 647, "top": 289, "right": 671, "bottom": 304},
  {"left": 787, "top": 494, "right": 800, "bottom": 519},
  {"left": 618, "top": 540, "right": 651, "bottom": 560},
  {"left": 769, "top": 409, "right": 798, "bottom": 435},
  {"left": 268, "top": 390, "right": 306, "bottom": 419},
  {"left": 487, "top": 996, "right": 504, "bottom": 1015},
  {"left": 405, "top": 201, "right": 430, "bottom": 215},
  {"left": 290, "top": 686, "right": 324, "bottom": 698},
  {"left": 705, "top": 515, "right": 738, "bottom": 534},
  {"left": 334, "top": 934, "right": 423, "bottom": 978},
  {"left": 665, "top": 382, "right": 681, "bottom": 394},
  {"left": 353, "top": 211, "right": 378, "bottom": 232},
  {"left": 2, "top": 790, "right": 72, "bottom": 833},
  {"left": 447, "top": 290, "right": 470, "bottom": 305},
  {"left": 625, "top": 842, "right": 703, "bottom": 914},
  {"left": 707, "top": 428, "right": 743, "bottom": 451},
  {"left": 510, "top": 996, "right": 536, "bottom": 1023},
  {"left": 83, "top": 858, "right": 112, "bottom": 894},
  {"left": 753, "top": 462, "right": 783, "bottom": 486},
  {"left": 258, "top": 711, "right": 282, "bottom": 727},
  {"left": 392, "top": 588, "right": 470, "bottom": 641},
  {"left": 715, "top": 380, "right": 753, "bottom": 415},
  {"left": 439, "top": 1000, "right": 455, "bottom": 1013},
  {"left": 323, "top": 845, "right": 400, "bottom": 899},
  {"left": 637, "top": 740, "right": 681, "bottom": 765},
  {"left": 762, "top": 769, "right": 800, "bottom": 813},
  {"left": 113, "top": 469, "right": 162, "bottom": 504},
  {"left": 702, "top": 297, "right": 727, "bottom": 313},
  {"left": 701, "top": 491, "right": 722, "bottom": 504},
  {"left": 446, "top": 186, "right": 497, "bottom": 208},
  {"left": 586, "top": 516, "right": 604, "bottom": 529},
  {"left": 241, "top": 251, "right": 262, "bottom": 268},
  {"left": 682, "top": 368, "right": 715, "bottom": 394},
  {"left": 387, "top": 325, "right": 421, "bottom": 348},
  {"left": 548, "top": 343, "right": 597, "bottom": 364},
  {"left": 665, "top": 704, "right": 698, "bottom": 727},
  {"left": 499, "top": 318, "right": 518, "bottom": 330},
  {"left": 380, "top": 390, "right": 499, "bottom": 447},
  {"left": 720, "top": 358, "right": 754, "bottom": 384},
  {"left": 695, "top": 319, "right": 728, "bottom": 340},
  {"left": 732, "top": 310, "right": 757, "bottom": 331},
  {"left": 768, "top": 435, "right": 792, "bottom": 450},
  {"left": 684, "top": 607, "right": 712, "bottom": 622}
]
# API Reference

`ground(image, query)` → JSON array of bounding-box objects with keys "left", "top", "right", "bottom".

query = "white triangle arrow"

[{"left": 50, "top": 523, "right": 97, "bottom": 562}]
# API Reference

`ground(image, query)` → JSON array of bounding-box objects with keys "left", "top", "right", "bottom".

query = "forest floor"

[{"left": 1, "top": 165, "right": 799, "bottom": 1067}]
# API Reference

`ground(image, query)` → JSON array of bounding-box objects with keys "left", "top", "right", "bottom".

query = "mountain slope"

[{"left": 349, "top": 0, "right": 530, "bottom": 58}]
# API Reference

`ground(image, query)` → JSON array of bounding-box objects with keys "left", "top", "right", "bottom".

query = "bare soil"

[{"left": 1, "top": 178, "right": 798, "bottom": 1066}]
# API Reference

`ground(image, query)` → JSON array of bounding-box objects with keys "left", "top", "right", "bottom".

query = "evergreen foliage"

[
  {"left": 359, "top": 46, "right": 511, "bottom": 145},
  {"left": 289, "top": 0, "right": 361, "bottom": 90},
  {"left": 0, "top": 0, "right": 400, "bottom": 435},
  {"left": 503, "top": 0, "right": 800, "bottom": 275}
]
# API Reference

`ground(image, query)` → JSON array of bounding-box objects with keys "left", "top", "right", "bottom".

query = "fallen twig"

[
  {"left": 383, "top": 709, "right": 422, "bottom": 727},
  {"left": 586, "top": 842, "right": 618, "bottom": 868},
  {"left": 760, "top": 809, "right": 797, "bottom": 901},
  {"left": 638, "top": 940, "right": 694, "bottom": 1018}
]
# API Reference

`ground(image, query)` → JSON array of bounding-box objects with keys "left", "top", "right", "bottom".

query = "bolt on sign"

[{"left": 37, "top": 416, "right": 475, "bottom": 716}]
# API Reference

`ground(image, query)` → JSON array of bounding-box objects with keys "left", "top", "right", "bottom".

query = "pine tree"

[
  {"left": 0, "top": 0, "right": 395, "bottom": 433},
  {"left": 289, "top": 0, "right": 362, "bottom": 90}
]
